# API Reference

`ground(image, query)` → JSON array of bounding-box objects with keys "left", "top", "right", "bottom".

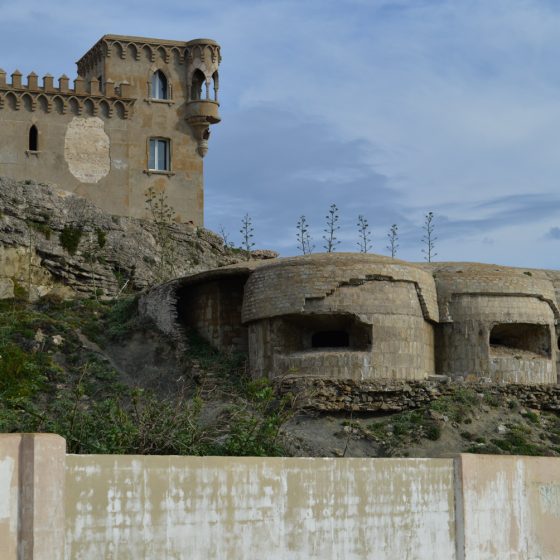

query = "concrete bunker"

[
  {"left": 139, "top": 254, "right": 560, "bottom": 386},
  {"left": 175, "top": 268, "right": 252, "bottom": 353},
  {"left": 431, "top": 263, "right": 558, "bottom": 384},
  {"left": 242, "top": 254, "right": 439, "bottom": 381}
]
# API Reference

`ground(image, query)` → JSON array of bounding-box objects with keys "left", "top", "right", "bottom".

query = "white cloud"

[{"left": 2, "top": 0, "right": 560, "bottom": 265}]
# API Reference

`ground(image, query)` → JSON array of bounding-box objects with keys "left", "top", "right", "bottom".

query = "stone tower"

[{"left": 0, "top": 34, "right": 222, "bottom": 224}]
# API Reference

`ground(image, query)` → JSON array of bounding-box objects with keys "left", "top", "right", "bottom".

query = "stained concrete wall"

[
  {"left": 65, "top": 455, "right": 456, "bottom": 560},
  {"left": 0, "top": 434, "right": 66, "bottom": 560},
  {"left": 457, "top": 454, "right": 560, "bottom": 560},
  {"left": 2, "top": 435, "right": 560, "bottom": 559}
]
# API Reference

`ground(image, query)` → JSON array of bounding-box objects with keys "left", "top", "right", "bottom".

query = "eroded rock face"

[{"left": 0, "top": 177, "right": 274, "bottom": 299}]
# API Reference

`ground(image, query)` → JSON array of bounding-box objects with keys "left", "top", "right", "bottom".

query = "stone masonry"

[{"left": 0, "top": 34, "right": 222, "bottom": 224}]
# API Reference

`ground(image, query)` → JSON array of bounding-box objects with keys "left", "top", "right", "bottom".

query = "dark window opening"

[
  {"left": 212, "top": 70, "right": 219, "bottom": 101},
  {"left": 312, "top": 330, "right": 350, "bottom": 348},
  {"left": 191, "top": 69, "right": 206, "bottom": 101},
  {"left": 175, "top": 276, "right": 249, "bottom": 353},
  {"left": 28, "top": 125, "right": 38, "bottom": 151},
  {"left": 278, "top": 314, "right": 371, "bottom": 353},
  {"left": 489, "top": 323, "right": 551, "bottom": 358}
]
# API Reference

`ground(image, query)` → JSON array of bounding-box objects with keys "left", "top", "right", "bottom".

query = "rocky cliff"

[{"left": 0, "top": 177, "right": 270, "bottom": 299}]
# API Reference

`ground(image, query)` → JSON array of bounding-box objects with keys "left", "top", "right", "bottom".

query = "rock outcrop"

[{"left": 0, "top": 177, "right": 273, "bottom": 299}]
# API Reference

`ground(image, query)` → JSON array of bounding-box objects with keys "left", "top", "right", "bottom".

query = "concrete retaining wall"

[
  {"left": 65, "top": 455, "right": 456, "bottom": 560},
  {"left": 1, "top": 434, "right": 560, "bottom": 559},
  {"left": 0, "top": 434, "right": 66, "bottom": 560}
]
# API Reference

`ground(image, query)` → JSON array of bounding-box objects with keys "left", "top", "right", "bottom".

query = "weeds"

[
  {"left": 0, "top": 296, "right": 293, "bottom": 457},
  {"left": 59, "top": 225, "right": 83, "bottom": 255}
]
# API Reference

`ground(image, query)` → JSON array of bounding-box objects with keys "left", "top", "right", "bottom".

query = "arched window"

[
  {"left": 151, "top": 70, "right": 168, "bottom": 100},
  {"left": 190, "top": 69, "right": 206, "bottom": 101},
  {"left": 212, "top": 71, "right": 219, "bottom": 101},
  {"left": 28, "top": 125, "right": 38, "bottom": 151}
]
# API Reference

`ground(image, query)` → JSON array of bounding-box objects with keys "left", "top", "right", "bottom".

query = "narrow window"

[
  {"left": 148, "top": 138, "right": 170, "bottom": 171},
  {"left": 191, "top": 69, "right": 206, "bottom": 101},
  {"left": 151, "top": 71, "right": 168, "bottom": 100},
  {"left": 28, "top": 125, "right": 38, "bottom": 151}
]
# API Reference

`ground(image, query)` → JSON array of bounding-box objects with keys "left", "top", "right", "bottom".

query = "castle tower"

[{"left": 0, "top": 35, "right": 223, "bottom": 225}]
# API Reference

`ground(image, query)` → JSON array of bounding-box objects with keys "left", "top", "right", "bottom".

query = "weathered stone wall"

[
  {"left": 137, "top": 263, "right": 267, "bottom": 351},
  {"left": 0, "top": 34, "right": 221, "bottom": 224},
  {"left": 0, "top": 93, "right": 133, "bottom": 221},
  {"left": 276, "top": 376, "right": 560, "bottom": 413}
]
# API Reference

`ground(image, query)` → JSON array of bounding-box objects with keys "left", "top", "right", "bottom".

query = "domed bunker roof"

[
  {"left": 241, "top": 253, "right": 439, "bottom": 324},
  {"left": 426, "top": 262, "right": 560, "bottom": 321}
]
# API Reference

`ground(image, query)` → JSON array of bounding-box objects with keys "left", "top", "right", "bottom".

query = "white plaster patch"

[
  {"left": 64, "top": 117, "right": 110, "bottom": 184},
  {"left": 112, "top": 159, "right": 127, "bottom": 170},
  {"left": 539, "top": 484, "right": 560, "bottom": 516},
  {"left": 0, "top": 457, "right": 15, "bottom": 519}
]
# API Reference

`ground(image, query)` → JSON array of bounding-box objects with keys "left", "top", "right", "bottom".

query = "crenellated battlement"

[
  {"left": 77, "top": 34, "right": 222, "bottom": 77},
  {"left": 0, "top": 69, "right": 134, "bottom": 118}
]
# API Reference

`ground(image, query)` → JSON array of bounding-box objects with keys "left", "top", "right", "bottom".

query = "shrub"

[{"left": 59, "top": 225, "right": 83, "bottom": 255}]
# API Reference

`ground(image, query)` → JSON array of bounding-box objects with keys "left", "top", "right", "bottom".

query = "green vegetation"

[
  {"left": 335, "top": 385, "right": 560, "bottom": 458},
  {"left": 363, "top": 408, "right": 442, "bottom": 456},
  {"left": 59, "top": 225, "right": 83, "bottom": 255},
  {"left": 2, "top": 297, "right": 559, "bottom": 459},
  {"left": 95, "top": 228, "right": 107, "bottom": 249},
  {"left": 0, "top": 296, "right": 293, "bottom": 456},
  {"left": 144, "top": 187, "right": 178, "bottom": 282},
  {"left": 429, "top": 387, "right": 478, "bottom": 423},
  {"left": 27, "top": 220, "right": 52, "bottom": 240}
]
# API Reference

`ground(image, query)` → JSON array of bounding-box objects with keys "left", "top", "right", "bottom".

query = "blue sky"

[{"left": 2, "top": 0, "right": 560, "bottom": 266}]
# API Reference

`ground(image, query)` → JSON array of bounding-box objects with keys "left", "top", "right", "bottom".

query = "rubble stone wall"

[{"left": 276, "top": 376, "right": 560, "bottom": 413}]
